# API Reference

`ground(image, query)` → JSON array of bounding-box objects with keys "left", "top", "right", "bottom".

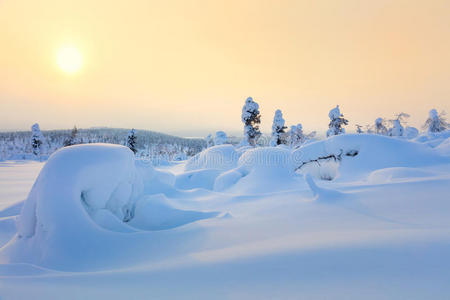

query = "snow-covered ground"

[{"left": 0, "top": 133, "right": 450, "bottom": 299}]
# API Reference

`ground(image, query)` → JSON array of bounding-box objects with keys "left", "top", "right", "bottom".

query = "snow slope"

[{"left": 0, "top": 134, "right": 449, "bottom": 299}]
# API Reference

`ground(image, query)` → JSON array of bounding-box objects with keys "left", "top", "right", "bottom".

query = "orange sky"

[{"left": 1, "top": 0, "right": 449, "bottom": 136}]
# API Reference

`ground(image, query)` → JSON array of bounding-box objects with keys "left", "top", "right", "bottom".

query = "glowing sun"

[{"left": 56, "top": 46, "right": 83, "bottom": 74}]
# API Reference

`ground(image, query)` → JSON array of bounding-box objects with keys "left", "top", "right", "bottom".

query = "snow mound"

[
  {"left": 0, "top": 144, "right": 219, "bottom": 270},
  {"left": 185, "top": 145, "right": 238, "bottom": 171},
  {"left": 415, "top": 130, "right": 450, "bottom": 148},
  {"left": 17, "top": 143, "right": 137, "bottom": 239},
  {"left": 214, "top": 147, "right": 297, "bottom": 193},
  {"left": 294, "top": 134, "right": 449, "bottom": 180}
]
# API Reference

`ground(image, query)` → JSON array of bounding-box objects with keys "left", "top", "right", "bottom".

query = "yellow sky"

[{"left": 0, "top": 0, "right": 449, "bottom": 136}]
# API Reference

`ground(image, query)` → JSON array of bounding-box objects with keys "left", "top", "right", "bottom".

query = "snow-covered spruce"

[
  {"left": 241, "top": 97, "right": 261, "bottom": 146},
  {"left": 425, "top": 109, "right": 448, "bottom": 133},
  {"left": 214, "top": 131, "right": 227, "bottom": 145},
  {"left": 126, "top": 128, "right": 138, "bottom": 154},
  {"left": 326, "top": 105, "right": 348, "bottom": 137},
  {"left": 63, "top": 126, "right": 79, "bottom": 147},
  {"left": 270, "top": 109, "right": 288, "bottom": 146},
  {"left": 30, "top": 123, "right": 46, "bottom": 158}
]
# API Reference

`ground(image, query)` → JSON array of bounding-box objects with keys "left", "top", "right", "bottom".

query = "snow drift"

[
  {"left": 0, "top": 144, "right": 219, "bottom": 270},
  {"left": 214, "top": 147, "right": 298, "bottom": 193},
  {"left": 185, "top": 144, "right": 238, "bottom": 171},
  {"left": 293, "top": 134, "right": 450, "bottom": 180}
]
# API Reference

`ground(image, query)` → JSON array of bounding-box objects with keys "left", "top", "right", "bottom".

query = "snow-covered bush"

[
  {"left": 389, "top": 119, "right": 404, "bottom": 137},
  {"left": 326, "top": 105, "right": 348, "bottom": 137},
  {"left": 214, "top": 131, "right": 228, "bottom": 145},
  {"left": 126, "top": 128, "right": 138, "bottom": 154},
  {"left": 388, "top": 113, "right": 410, "bottom": 137},
  {"left": 374, "top": 118, "right": 388, "bottom": 135},
  {"left": 30, "top": 123, "right": 46, "bottom": 157},
  {"left": 424, "top": 109, "right": 448, "bottom": 133},
  {"left": 241, "top": 97, "right": 261, "bottom": 146},
  {"left": 270, "top": 109, "right": 288, "bottom": 146}
]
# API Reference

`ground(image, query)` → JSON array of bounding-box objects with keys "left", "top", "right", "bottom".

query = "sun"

[{"left": 56, "top": 46, "right": 83, "bottom": 74}]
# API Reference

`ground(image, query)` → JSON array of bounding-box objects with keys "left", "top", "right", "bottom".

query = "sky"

[{"left": 1, "top": 0, "right": 449, "bottom": 137}]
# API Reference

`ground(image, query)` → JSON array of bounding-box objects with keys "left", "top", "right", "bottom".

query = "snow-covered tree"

[
  {"left": 355, "top": 124, "right": 363, "bottom": 134},
  {"left": 241, "top": 97, "right": 261, "bottom": 146},
  {"left": 389, "top": 119, "right": 404, "bottom": 137},
  {"left": 64, "top": 126, "right": 79, "bottom": 147},
  {"left": 214, "top": 131, "right": 227, "bottom": 145},
  {"left": 126, "top": 128, "right": 137, "bottom": 154},
  {"left": 326, "top": 105, "right": 348, "bottom": 137},
  {"left": 205, "top": 134, "right": 214, "bottom": 148},
  {"left": 289, "top": 124, "right": 305, "bottom": 148},
  {"left": 374, "top": 118, "right": 388, "bottom": 135},
  {"left": 424, "top": 109, "right": 448, "bottom": 133},
  {"left": 30, "top": 123, "right": 45, "bottom": 157},
  {"left": 270, "top": 109, "right": 288, "bottom": 146},
  {"left": 388, "top": 113, "right": 409, "bottom": 137}
]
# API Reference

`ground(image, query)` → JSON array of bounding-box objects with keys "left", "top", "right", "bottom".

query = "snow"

[
  {"left": 185, "top": 144, "right": 238, "bottom": 171},
  {"left": 0, "top": 133, "right": 450, "bottom": 299}
]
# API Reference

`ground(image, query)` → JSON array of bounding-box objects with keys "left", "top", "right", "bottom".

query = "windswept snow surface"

[{"left": 0, "top": 135, "right": 450, "bottom": 299}]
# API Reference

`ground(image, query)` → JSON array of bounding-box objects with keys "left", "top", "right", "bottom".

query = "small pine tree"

[
  {"left": 355, "top": 124, "right": 363, "bottom": 134},
  {"left": 30, "top": 123, "right": 45, "bottom": 157},
  {"left": 126, "top": 129, "right": 138, "bottom": 154},
  {"left": 270, "top": 110, "right": 288, "bottom": 146},
  {"left": 326, "top": 105, "right": 348, "bottom": 137},
  {"left": 424, "top": 109, "right": 448, "bottom": 133},
  {"left": 241, "top": 97, "right": 261, "bottom": 146},
  {"left": 64, "top": 125, "right": 79, "bottom": 147}
]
